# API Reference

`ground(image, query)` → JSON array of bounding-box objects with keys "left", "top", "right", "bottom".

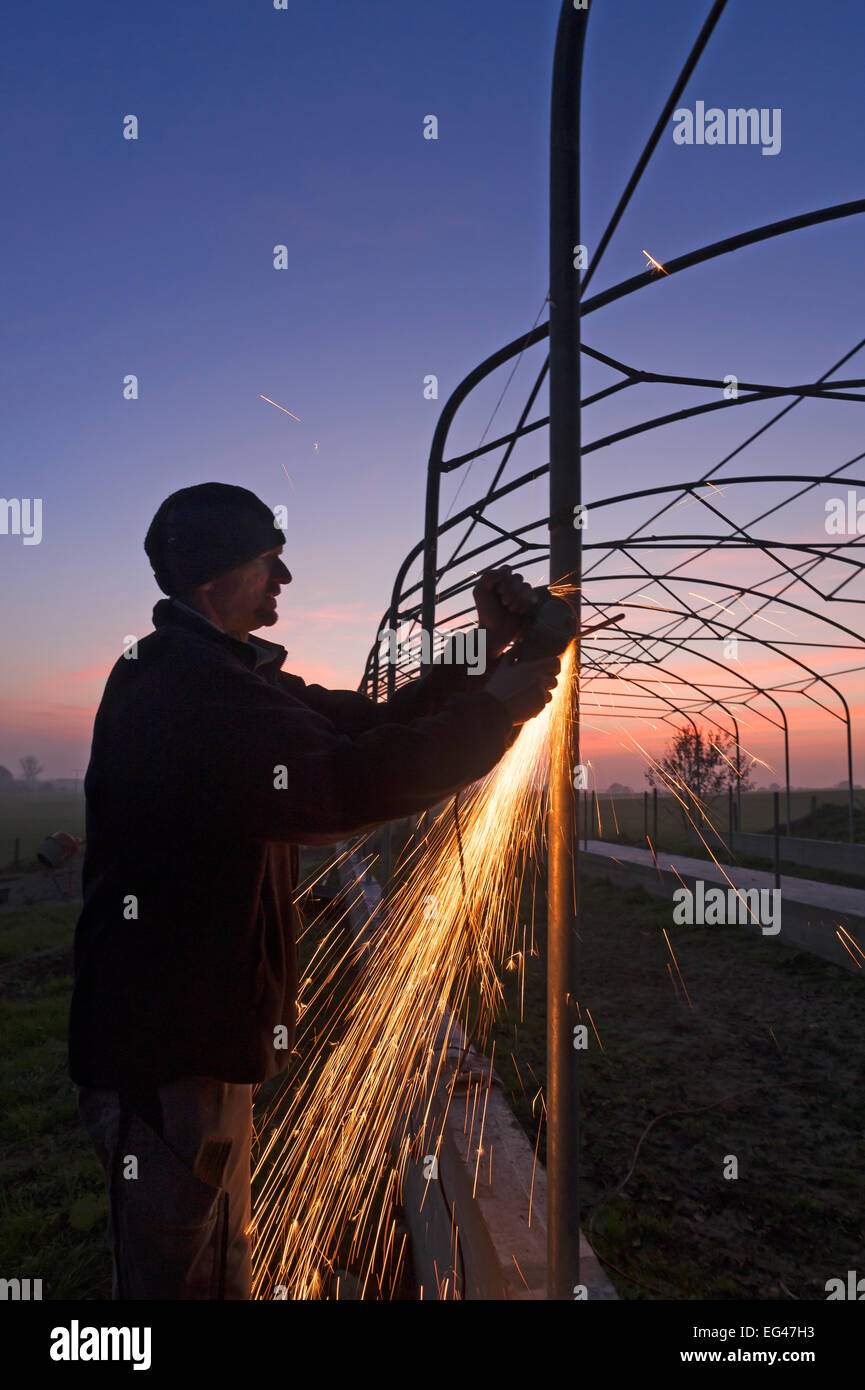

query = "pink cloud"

[{"left": 66, "top": 663, "right": 115, "bottom": 682}]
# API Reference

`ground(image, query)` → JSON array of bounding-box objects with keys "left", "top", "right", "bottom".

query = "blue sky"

[{"left": 2, "top": 0, "right": 864, "bottom": 786}]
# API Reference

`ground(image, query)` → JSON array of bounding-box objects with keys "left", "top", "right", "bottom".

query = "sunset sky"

[{"left": 3, "top": 0, "right": 864, "bottom": 790}]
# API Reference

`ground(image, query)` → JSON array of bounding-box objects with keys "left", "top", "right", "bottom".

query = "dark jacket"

[{"left": 68, "top": 598, "right": 514, "bottom": 1087}]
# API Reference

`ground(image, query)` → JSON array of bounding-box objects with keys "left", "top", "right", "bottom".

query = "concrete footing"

[{"left": 579, "top": 840, "right": 865, "bottom": 974}]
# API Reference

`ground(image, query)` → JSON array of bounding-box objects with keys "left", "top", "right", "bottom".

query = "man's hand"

[
  {"left": 485, "top": 651, "right": 560, "bottom": 725},
  {"left": 473, "top": 566, "right": 540, "bottom": 659}
]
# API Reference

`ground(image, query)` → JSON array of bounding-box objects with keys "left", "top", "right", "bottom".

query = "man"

[{"left": 69, "top": 482, "right": 558, "bottom": 1300}]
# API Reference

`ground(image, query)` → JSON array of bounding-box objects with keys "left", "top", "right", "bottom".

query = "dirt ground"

[{"left": 485, "top": 870, "right": 865, "bottom": 1300}]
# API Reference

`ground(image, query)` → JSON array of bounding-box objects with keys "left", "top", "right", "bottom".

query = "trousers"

[{"left": 76, "top": 1075, "right": 253, "bottom": 1300}]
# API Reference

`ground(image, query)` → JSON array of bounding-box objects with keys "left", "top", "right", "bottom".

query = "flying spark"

[
  {"left": 641, "top": 249, "right": 669, "bottom": 275},
  {"left": 251, "top": 643, "right": 579, "bottom": 1298},
  {"left": 260, "top": 394, "right": 301, "bottom": 420}
]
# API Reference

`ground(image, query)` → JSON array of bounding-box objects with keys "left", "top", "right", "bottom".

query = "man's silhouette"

[{"left": 70, "top": 481, "right": 557, "bottom": 1299}]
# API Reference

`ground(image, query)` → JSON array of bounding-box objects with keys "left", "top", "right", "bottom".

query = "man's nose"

[{"left": 273, "top": 558, "right": 292, "bottom": 583}]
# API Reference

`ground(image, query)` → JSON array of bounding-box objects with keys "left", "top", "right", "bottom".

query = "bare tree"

[
  {"left": 19, "top": 755, "right": 44, "bottom": 786},
  {"left": 645, "top": 725, "right": 753, "bottom": 824}
]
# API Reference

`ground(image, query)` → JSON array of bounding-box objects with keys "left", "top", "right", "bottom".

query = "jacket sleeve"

[
  {"left": 276, "top": 633, "right": 502, "bottom": 736},
  {"left": 151, "top": 657, "right": 515, "bottom": 846}
]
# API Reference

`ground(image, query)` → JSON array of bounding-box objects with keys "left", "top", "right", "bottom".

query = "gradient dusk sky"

[{"left": 3, "top": 0, "right": 864, "bottom": 788}]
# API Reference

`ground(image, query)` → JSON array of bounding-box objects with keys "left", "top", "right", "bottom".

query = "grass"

[
  {"left": 0, "top": 904, "right": 83, "bottom": 964},
  {"left": 596, "top": 838, "right": 865, "bottom": 891},
  {"left": 583, "top": 789, "right": 865, "bottom": 890},
  {"left": 0, "top": 900, "right": 111, "bottom": 1299},
  {"left": 787, "top": 799, "right": 865, "bottom": 842},
  {"left": 0, "top": 793, "right": 85, "bottom": 873},
  {"left": 589, "top": 787, "right": 865, "bottom": 852}
]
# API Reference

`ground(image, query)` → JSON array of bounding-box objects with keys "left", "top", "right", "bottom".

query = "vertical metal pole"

[
  {"left": 783, "top": 722, "right": 792, "bottom": 836},
  {"left": 695, "top": 728, "right": 702, "bottom": 811},
  {"left": 728, "top": 784, "right": 733, "bottom": 843},
  {"left": 643, "top": 789, "right": 648, "bottom": 840},
  {"left": 845, "top": 714, "right": 855, "bottom": 844},
  {"left": 547, "top": 0, "right": 588, "bottom": 1301},
  {"left": 773, "top": 790, "right": 781, "bottom": 891},
  {"left": 731, "top": 713, "right": 742, "bottom": 836},
  {"left": 653, "top": 787, "right": 658, "bottom": 843}
]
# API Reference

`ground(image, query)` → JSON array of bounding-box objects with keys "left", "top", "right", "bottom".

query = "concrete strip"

[
  {"left": 401, "top": 1055, "right": 616, "bottom": 1299},
  {"left": 584, "top": 839, "right": 864, "bottom": 916},
  {"left": 731, "top": 829, "right": 864, "bottom": 877},
  {"left": 581, "top": 840, "right": 865, "bottom": 973}
]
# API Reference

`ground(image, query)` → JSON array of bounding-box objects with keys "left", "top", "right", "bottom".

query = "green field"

[
  {"left": 0, "top": 901, "right": 107, "bottom": 1297},
  {"left": 3, "top": 787, "right": 861, "bottom": 875},
  {"left": 0, "top": 795, "right": 85, "bottom": 872},
  {"left": 584, "top": 786, "right": 864, "bottom": 854}
]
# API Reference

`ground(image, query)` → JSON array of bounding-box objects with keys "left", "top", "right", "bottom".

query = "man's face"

[{"left": 203, "top": 547, "right": 292, "bottom": 634}]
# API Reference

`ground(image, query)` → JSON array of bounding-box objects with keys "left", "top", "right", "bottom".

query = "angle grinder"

[
  {"left": 510, "top": 585, "right": 578, "bottom": 662},
  {"left": 509, "top": 586, "right": 625, "bottom": 661}
]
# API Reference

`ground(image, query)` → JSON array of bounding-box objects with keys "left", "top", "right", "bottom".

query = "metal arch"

[
  {"left": 579, "top": 569, "right": 859, "bottom": 839},
  {"left": 366, "top": 503, "right": 862, "bottom": 841},
  {"left": 363, "top": 521, "right": 863, "bottom": 849},
  {"left": 362, "top": 469, "right": 865, "bottom": 680},
  {"left": 365, "top": 520, "right": 862, "bottom": 841},
  {"left": 582, "top": 630, "right": 790, "bottom": 827}
]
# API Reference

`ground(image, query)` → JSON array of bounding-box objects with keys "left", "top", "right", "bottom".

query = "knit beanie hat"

[{"left": 144, "top": 483, "right": 286, "bottom": 596}]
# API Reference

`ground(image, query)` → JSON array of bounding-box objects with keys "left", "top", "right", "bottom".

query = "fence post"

[
  {"left": 652, "top": 788, "right": 658, "bottom": 844},
  {"left": 773, "top": 790, "right": 781, "bottom": 891},
  {"left": 643, "top": 790, "right": 648, "bottom": 839},
  {"left": 728, "top": 784, "right": 733, "bottom": 842}
]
